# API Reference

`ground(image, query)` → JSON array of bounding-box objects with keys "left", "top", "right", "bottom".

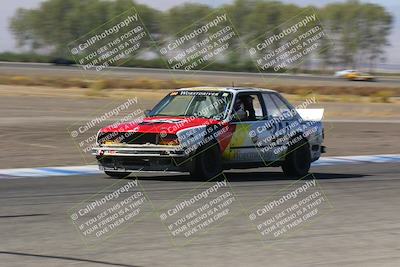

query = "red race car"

[{"left": 92, "top": 87, "right": 325, "bottom": 179}]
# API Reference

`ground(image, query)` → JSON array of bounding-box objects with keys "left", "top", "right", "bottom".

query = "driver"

[
  {"left": 233, "top": 98, "right": 247, "bottom": 120},
  {"left": 241, "top": 95, "right": 256, "bottom": 121}
]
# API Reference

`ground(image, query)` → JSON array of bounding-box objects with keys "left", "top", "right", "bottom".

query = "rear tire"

[
  {"left": 281, "top": 138, "right": 311, "bottom": 178},
  {"left": 104, "top": 171, "right": 131, "bottom": 179},
  {"left": 190, "top": 141, "right": 223, "bottom": 180}
]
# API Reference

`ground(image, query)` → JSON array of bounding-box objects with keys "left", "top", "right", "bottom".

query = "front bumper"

[
  {"left": 92, "top": 144, "right": 191, "bottom": 172},
  {"left": 92, "top": 144, "right": 187, "bottom": 157}
]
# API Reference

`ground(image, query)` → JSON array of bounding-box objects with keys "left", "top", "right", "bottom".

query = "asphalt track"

[
  {"left": 1, "top": 62, "right": 400, "bottom": 87},
  {"left": 1, "top": 68, "right": 399, "bottom": 266},
  {"left": 0, "top": 162, "right": 400, "bottom": 267}
]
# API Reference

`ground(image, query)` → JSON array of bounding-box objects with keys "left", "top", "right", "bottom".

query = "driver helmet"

[
  {"left": 234, "top": 98, "right": 245, "bottom": 113},
  {"left": 233, "top": 98, "right": 247, "bottom": 120}
]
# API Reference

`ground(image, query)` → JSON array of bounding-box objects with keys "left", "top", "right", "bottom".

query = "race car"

[
  {"left": 92, "top": 87, "right": 326, "bottom": 179},
  {"left": 334, "top": 69, "right": 357, "bottom": 78},
  {"left": 345, "top": 72, "right": 376, "bottom": 81}
]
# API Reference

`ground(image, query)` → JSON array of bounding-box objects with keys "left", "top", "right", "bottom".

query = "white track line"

[{"left": 0, "top": 154, "right": 399, "bottom": 179}]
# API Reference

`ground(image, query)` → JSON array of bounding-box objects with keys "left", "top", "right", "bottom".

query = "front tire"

[
  {"left": 104, "top": 171, "right": 131, "bottom": 179},
  {"left": 281, "top": 138, "right": 311, "bottom": 177},
  {"left": 190, "top": 142, "right": 223, "bottom": 180}
]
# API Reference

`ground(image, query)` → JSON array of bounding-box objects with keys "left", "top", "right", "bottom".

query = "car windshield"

[{"left": 149, "top": 91, "right": 233, "bottom": 120}]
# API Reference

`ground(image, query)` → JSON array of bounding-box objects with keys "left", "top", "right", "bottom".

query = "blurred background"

[{"left": 0, "top": 0, "right": 398, "bottom": 72}]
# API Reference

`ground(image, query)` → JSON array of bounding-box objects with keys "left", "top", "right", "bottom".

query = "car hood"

[{"left": 100, "top": 116, "right": 222, "bottom": 135}]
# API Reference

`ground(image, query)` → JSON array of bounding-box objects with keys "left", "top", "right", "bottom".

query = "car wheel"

[
  {"left": 281, "top": 138, "right": 311, "bottom": 177},
  {"left": 104, "top": 171, "right": 131, "bottom": 179},
  {"left": 190, "top": 141, "right": 223, "bottom": 180}
]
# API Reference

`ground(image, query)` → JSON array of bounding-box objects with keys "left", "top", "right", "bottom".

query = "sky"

[{"left": 0, "top": 0, "right": 399, "bottom": 65}]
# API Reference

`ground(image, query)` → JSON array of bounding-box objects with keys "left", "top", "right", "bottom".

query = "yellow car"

[{"left": 345, "top": 72, "right": 376, "bottom": 81}]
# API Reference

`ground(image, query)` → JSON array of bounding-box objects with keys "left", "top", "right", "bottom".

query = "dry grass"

[
  {"left": 0, "top": 75, "right": 399, "bottom": 103},
  {"left": 0, "top": 75, "right": 204, "bottom": 90},
  {"left": 370, "top": 90, "right": 394, "bottom": 103},
  {"left": 0, "top": 75, "right": 90, "bottom": 88}
]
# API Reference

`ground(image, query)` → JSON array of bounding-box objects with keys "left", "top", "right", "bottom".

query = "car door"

[
  {"left": 260, "top": 92, "right": 300, "bottom": 161},
  {"left": 222, "top": 92, "right": 273, "bottom": 163}
]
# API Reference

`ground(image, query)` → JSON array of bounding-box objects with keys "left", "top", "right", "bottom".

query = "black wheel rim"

[
  {"left": 201, "top": 146, "right": 218, "bottom": 177},
  {"left": 295, "top": 145, "right": 310, "bottom": 171}
]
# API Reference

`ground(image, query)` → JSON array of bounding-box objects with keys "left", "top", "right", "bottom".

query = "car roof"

[{"left": 176, "top": 86, "right": 277, "bottom": 94}]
